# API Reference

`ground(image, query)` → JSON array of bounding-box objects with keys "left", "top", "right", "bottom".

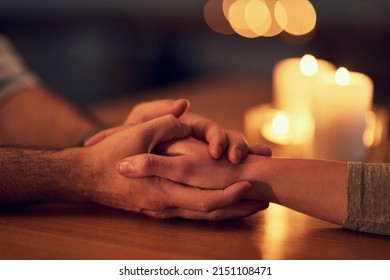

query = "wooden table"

[{"left": 1, "top": 76, "right": 390, "bottom": 260}]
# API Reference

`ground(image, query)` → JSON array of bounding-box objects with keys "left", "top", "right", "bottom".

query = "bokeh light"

[
  {"left": 272, "top": 111, "right": 290, "bottom": 137},
  {"left": 262, "top": 0, "right": 284, "bottom": 37},
  {"left": 245, "top": 0, "right": 268, "bottom": 30},
  {"left": 275, "top": 0, "right": 316, "bottom": 36},
  {"left": 246, "top": 0, "right": 272, "bottom": 37},
  {"left": 223, "top": 0, "right": 237, "bottom": 20},
  {"left": 228, "top": 0, "right": 261, "bottom": 38},
  {"left": 204, "top": 0, "right": 235, "bottom": 34},
  {"left": 206, "top": 0, "right": 317, "bottom": 38}
]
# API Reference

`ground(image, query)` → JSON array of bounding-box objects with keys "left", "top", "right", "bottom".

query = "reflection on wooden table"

[{"left": 1, "top": 76, "right": 390, "bottom": 260}]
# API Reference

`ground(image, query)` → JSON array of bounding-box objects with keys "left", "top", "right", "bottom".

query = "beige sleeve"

[{"left": 342, "top": 162, "right": 390, "bottom": 235}]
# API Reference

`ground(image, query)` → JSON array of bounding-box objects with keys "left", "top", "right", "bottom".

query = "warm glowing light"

[
  {"left": 261, "top": 108, "right": 314, "bottom": 146},
  {"left": 222, "top": 0, "right": 236, "bottom": 20},
  {"left": 363, "top": 110, "right": 376, "bottom": 147},
  {"left": 299, "top": 54, "right": 318, "bottom": 76},
  {"left": 335, "top": 67, "right": 350, "bottom": 86},
  {"left": 228, "top": 0, "right": 261, "bottom": 38},
  {"left": 245, "top": 0, "right": 272, "bottom": 36},
  {"left": 363, "top": 109, "right": 387, "bottom": 148},
  {"left": 210, "top": 0, "right": 317, "bottom": 38},
  {"left": 204, "top": 0, "right": 235, "bottom": 35},
  {"left": 225, "top": 0, "right": 277, "bottom": 38},
  {"left": 245, "top": 0, "right": 268, "bottom": 29},
  {"left": 228, "top": 0, "right": 250, "bottom": 30},
  {"left": 261, "top": 204, "right": 290, "bottom": 259},
  {"left": 274, "top": 1, "right": 288, "bottom": 30},
  {"left": 262, "top": 0, "right": 284, "bottom": 37},
  {"left": 272, "top": 111, "right": 290, "bottom": 136},
  {"left": 275, "top": 0, "right": 317, "bottom": 36}
]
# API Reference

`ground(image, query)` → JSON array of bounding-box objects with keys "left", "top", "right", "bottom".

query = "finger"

[
  {"left": 135, "top": 115, "right": 191, "bottom": 152},
  {"left": 118, "top": 152, "right": 230, "bottom": 190},
  {"left": 141, "top": 200, "right": 269, "bottom": 220},
  {"left": 118, "top": 153, "right": 178, "bottom": 179},
  {"left": 181, "top": 114, "right": 227, "bottom": 159},
  {"left": 84, "top": 125, "right": 131, "bottom": 147},
  {"left": 249, "top": 144, "right": 272, "bottom": 157},
  {"left": 225, "top": 130, "right": 249, "bottom": 164},
  {"left": 126, "top": 99, "right": 190, "bottom": 124},
  {"left": 163, "top": 181, "right": 254, "bottom": 212}
]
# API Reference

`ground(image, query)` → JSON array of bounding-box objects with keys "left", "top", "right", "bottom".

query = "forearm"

[
  {"left": 0, "top": 84, "right": 101, "bottom": 148},
  {"left": 0, "top": 146, "right": 90, "bottom": 206},
  {"left": 241, "top": 155, "right": 348, "bottom": 224}
]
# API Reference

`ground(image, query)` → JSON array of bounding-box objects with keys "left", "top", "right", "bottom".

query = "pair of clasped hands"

[{"left": 81, "top": 98, "right": 271, "bottom": 220}]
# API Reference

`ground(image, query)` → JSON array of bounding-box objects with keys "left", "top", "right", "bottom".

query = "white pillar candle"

[
  {"left": 273, "top": 54, "right": 335, "bottom": 117},
  {"left": 311, "top": 67, "right": 374, "bottom": 161}
]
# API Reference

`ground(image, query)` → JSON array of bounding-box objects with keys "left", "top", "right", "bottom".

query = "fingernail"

[
  {"left": 118, "top": 161, "right": 133, "bottom": 175},
  {"left": 177, "top": 98, "right": 190, "bottom": 106},
  {"left": 173, "top": 98, "right": 189, "bottom": 109}
]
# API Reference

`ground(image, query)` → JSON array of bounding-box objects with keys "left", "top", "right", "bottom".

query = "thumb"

[{"left": 117, "top": 153, "right": 177, "bottom": 179}]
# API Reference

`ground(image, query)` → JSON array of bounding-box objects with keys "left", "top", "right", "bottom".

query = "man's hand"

[
  {"left": 84, "top": 99, "right": 249, "bottom": 164},
  {"left": 80, "top": 116, "right": 267, "bottom": 220}
]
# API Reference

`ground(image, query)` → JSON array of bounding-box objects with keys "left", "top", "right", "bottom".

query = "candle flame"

[
  {"left": 272, "top": 111, "right": 290, "bottom": 136},
  {"left": 335, "top": 67, "right": 350, "bottom": 86},
  {"left": 299, "top": 54, "right": 318, "bottom": 76},
  {"left": 260, "top": 108, "right": 315, "bottom": 146}
]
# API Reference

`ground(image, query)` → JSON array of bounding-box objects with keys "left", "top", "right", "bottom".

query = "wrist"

[
  {"left": 239, "top": 155, "right": 278, "bottom": 203},
  {"left": 0, "top": 147, "right": 94, "bottom": 206},
  {"left": 48, "top": 147, "right": 94, "bottom": 203},
  {"left": 77, "top": 127, "right": 107, "bottom": 147}
]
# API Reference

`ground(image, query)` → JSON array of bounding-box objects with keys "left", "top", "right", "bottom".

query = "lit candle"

[
  {"left": 273, "top": 54, "right": 335, "bottom": 117},
  {"left": 311, "top": 67, "right": 374, "bottom": 161},
  {"left": 243, "top": 104, "right": 314, "bottom": 157},
  {"left": 260, "top": 109, "right": 314, "bottom": 146}
]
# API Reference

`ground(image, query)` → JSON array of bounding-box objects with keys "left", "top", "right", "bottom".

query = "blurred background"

[{"left": 0, "top": 0, "right": 389, "bottom": 106}]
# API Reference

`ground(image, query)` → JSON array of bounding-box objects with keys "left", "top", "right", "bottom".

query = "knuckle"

[
  {"left": 150, "top": 179, "right": 172, "bottom": 209},
  {"left": 198, "top": 198, "right": 213, "bottom": 213},
  {"left": 148, "top": 211, "right": 172, "bottom": 220},
  {"left": 148, "top": 196, "right": 167, "bottom": 211},
  {"left": 137, "top": 154, "right": 155, "bottom": 174},
  {"left": 163, "top": 114, "right": 178, "bottom": 127},
  {"left": 206, "top": 122, "right": 223, "bottom": 136},
  {"left": 158, "top": 114, "right": 182, "bottom": 135},
  {"left": 209, "top": 212, "right": 223, "bottom": 221},
  {"left": 176, "top": 160, "right": 193, "bottom": 181}
]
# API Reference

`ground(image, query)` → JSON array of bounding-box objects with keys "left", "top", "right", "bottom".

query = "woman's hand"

[{"left": 117, "top": 137, "right": 272, "bottom": 190}]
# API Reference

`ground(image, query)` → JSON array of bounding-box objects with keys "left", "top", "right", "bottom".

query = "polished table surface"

[{"left": 1, "top": 76, "right": 390, "bottom": 260}]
